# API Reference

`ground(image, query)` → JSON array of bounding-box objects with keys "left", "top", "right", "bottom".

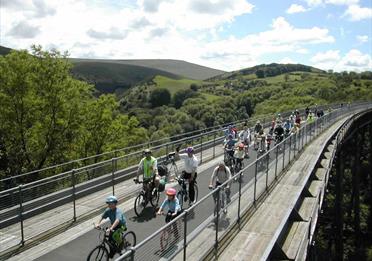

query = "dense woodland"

[
  {"left": 0, "top": 46, "right": 372, "bottom": 181},
  {"left": 313, "top": 123, "right": 372, "bottom": 260}
]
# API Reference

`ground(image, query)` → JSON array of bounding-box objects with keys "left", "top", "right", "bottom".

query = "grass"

[{"left": 152, "top": 75, "right": 203, "bottom": 95}]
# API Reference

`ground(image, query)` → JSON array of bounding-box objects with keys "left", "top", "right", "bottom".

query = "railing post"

[
  {"left": 71, "top": 169, "right": 77, "bottom": 222},
  {"left": 200, "top": 135, "right": 203, "bottom": 164},
  {"left": 18, "top": 185, "right": 25, "bottom": 246},
  {"left": 265, "top": 152, "right": 269, "bottom": 191},
  {"left": 238, "top": 172, "right": 242, "bottom": 227},
  {"left": 213, "top": 132, "right": 216, "bottom": 158},
  {"left": 112, "top": 158, "right": 116, "bottom": 195},
  {"left": 254, "top": 161, "right": 258, "bottom": 205},
  {"left": 275, "top": 146, "right": 278, "bottom": 179},
  {"left": 166, "top": 144, "right": 169, "bottom": 159},
  {"left": 214, "top": 187, "right": 221, "bottom": 258},
  {"left": 282, "top": 139, "right": 286, "bottom": 169},
  {"left": 183, "top": 211, "right": 188, "bottom": 261},
  {"left": 289, "top": 135, "right": 292, "bottom": 162}
]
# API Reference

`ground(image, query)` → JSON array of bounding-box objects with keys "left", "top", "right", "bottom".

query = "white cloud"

[
  {"left": 280, "top": 57, "right": 295, "bottom": 64},
  {"left": 305, "top": 0, "right": 323, "bottom": 7},
  {"left": 325, "top": 0, "right": 359, "bottom": 5},
  {"left": 356, "top": 35, "right": 368, "bottom": 43},
  {"left": 0, "top": 1, "right": 337, "bottom": 71},
  {"left": 311, "top": 50, "right": 340, "bottom": 63},
  {"left": 311, "top": 49, "right": 372, "bottom": 72},
  {"left": 344, "top": 5, "right": 372, "bottom": 21},
  {"left": 286, "top": 4, "right": 307, "bottom": 14},
  {"left": 7, "top": 21, "right": 41, "bottom": 38}
]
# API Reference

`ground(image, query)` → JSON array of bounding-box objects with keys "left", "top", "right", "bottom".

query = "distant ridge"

[
  {"left": 71, "top": 61, "right": 181, "bottom": 93},
  {"left": 210, "top": 63, "right": 325, "bottom": 80},
  {"left": 70, "top": 58, "right": 225, "bottom": 80},
  {"left": 0, "top": 46, "right": 12, "bottom": 55}
]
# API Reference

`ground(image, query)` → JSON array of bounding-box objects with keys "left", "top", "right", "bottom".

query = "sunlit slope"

[{"left": 71, "top": 58, "right": 225, "bottom": 80}]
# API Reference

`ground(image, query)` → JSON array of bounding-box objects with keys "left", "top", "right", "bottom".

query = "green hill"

[
  {"left": 210, "top": 63, "right": 324, "bottom": 81},
  {"left": 0, "top": 46, "right": 12, "bottom": 56},
  {"left": 71, "top": 61, "right": 181, "bottom": 94}
]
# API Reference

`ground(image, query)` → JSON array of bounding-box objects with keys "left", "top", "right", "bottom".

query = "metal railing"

[
  {"left": 116, "top": 101, "right": 372, "bottom": 261},
  {"left": 0, "top": 102, "right": 358, "bottom": 252}
]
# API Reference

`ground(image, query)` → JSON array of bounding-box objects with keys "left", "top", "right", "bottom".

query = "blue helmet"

[{"left": 106, "top": 195, "right": 118, "bottom": 204}]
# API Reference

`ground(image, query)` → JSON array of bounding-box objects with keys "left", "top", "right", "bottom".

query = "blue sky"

[{"left": 1, "top": 0, "right": 371, "bottom": 71}]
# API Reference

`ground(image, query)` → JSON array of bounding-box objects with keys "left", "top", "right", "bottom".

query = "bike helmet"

[
  {"left": 143, "top": 148, "right": 152, "bottom": 154},
  {"left": 218, "top": 161, "right": 225, "bottom": 167},
  {"left": 186, "top": 147, "right": 194, "bottom": 153},
  {"left": 166, "top": 188, "right": 177, "bottom": 196},
  {"left": 106, "top": 195, "right": 118, "bottom": 204}
]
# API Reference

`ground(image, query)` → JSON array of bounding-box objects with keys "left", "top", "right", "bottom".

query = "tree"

[
  {"left": 256, "top": 69, "right": 265, "bottom": 78},
  {"left": 190, "top": 83, "right": 198, "bottom": 91},
  {"left": 149, "top": 88, "right": 171, "bottom": 108},
  {"left": 172, "top": 89, "right": 198, "bottom": 108},
  {"left": 0, "top": 46, "right": 92, "bottom": 179}
]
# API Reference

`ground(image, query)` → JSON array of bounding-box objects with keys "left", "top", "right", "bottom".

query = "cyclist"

[
  {"left": 234, "top": 143, "right": 245, "bottom": 171},
  {"left": 274, "top": 122, "right": 284, "bottom": 144},
  {"left": 209, "top": 162, "right": 232, "bottom": 212},
  {"left": 224, "top": 125, "right": 236, "bottom": 139},
  {"left": 95, "top": 196, "right": 127, "bottom": 258},
  {"left": 283, "top": 119, "right": 291, "bottom": 137},
  {"left": 254, "top": 120, "right": 263, "bottom": 134},
  {"left": 135, "top": 149, "right": 159, "bottom": 197},
  {"left": 157, "top": 188, "right": 182, "bottom": 222},
  {"left": 239, "top": 125, "right": 250, "bottom": 157},
  {"left": 224, "top": 134, "right": 238, "bottom": 165},
  {"left": 175, "top": 147, "right": 199, "bottom": 206}
]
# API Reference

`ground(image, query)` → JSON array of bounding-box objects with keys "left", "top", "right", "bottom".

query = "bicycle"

[
  {"left": 209, "top": 184, "right": 229, "bottom": 217},
  {"left": 176, "top": 176, "right": 198, "bottom": 209},
  {"left": 133, "top": 177, "right": 159, "bottom": 217},
  {"left": 157, "top": 212, "right": 182, "bottom": 252},
  {"left": 159, "top": 152, "right": 179, "bottom": 181},
  {"left": 87, "top": 226, "right": 136, "bottom": 261}
]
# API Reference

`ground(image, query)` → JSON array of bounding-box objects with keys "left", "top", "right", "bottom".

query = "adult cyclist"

[
  {"left": 224, "top": 134, "right": 238, "bottom": 165},
  {"left": 209, "top": 162, "right": 232, "bottom": 213},
  {"left": 95, "top": 196, "right": 127, "bottom": 258},
  {"left": 175, "top": 147, "right": 199, "bottom": 206},
  {"left": 274, "top": 122, "right": 285, "bottom": 144},
  {"left": 134, "top": 149, "right": 159, "bottom": 198},
  {"left": 239, "top": 125, "right": 250, "bottom": 157}
]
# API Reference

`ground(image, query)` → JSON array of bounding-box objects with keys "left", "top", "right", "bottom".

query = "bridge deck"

[{"left": 218, "top": 117, "right": 348, "bottom": 261}]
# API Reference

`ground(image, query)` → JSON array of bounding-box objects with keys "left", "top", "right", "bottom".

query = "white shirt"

[
  {"left": 179, "top": 153, "right": 198, "bottom": 173},
  {"left": 210, "top": 166, "right": 232, "bottom": 186},
  {"left": 239, "top": 129, "right": 250, "bottom": 141}
]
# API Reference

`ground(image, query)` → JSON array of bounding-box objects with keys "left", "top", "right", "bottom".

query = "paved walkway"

[
  {"left": 217, "top": 117, "right": 348, "bottom": 261},
  {"left": 4, "top": 146, "right": 225, "bottom": 261}
]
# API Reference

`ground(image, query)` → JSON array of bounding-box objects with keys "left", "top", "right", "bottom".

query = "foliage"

[
  {"left": 149, "top": 88, "right": 171, "bottom": 107},
  {"left": 0, "top": 46, "right": 147, "bottom": 179}
]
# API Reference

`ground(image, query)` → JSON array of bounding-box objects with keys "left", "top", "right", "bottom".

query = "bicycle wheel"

[
  {"left": 87, "top": 245, "right": 109, "bottom": 261},
  {"left": 160, "top": 228, "right": 170, "bottom": 251},
  {"left": 191, "top": 184, "right": 198, "bottom": 204},
  {"left": 150, "top": 188, "right": 159, "bottom": 207},
  {"left": 122, "top": 231, "right": 136, "bottom": 251},
  {"left": 177, "top": 191, "right": 184, "bottom": 209},
  {"left": 134, "top": 193, "right": 146, "bottom": 217}
]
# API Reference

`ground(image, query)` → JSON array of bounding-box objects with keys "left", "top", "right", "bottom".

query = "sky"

[{"left": 0, "top": 0, "right": 371, "bottom": 72}]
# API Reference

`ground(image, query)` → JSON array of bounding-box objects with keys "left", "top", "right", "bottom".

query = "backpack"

[{"left": 158, "top": 164, "right": 168, "bottom": 177}]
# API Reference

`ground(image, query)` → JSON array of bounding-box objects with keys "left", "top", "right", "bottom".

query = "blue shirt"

[
  {"left": 102, "top": 208, "right": 126, "bottom": 227},
  {"left": 160, "top": 198, "right": 181, "bottom": 213}
]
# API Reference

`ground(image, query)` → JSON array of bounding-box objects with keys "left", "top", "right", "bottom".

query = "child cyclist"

[
  {"left": 157, "top": 188, "right": 182, "bottom": 239},
  {"left": 95, "top": 195, "right": 127, "bottom": 258}
]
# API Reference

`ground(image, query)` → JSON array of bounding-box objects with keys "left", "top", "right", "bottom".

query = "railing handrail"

[
  {"left": 1, "top": 101, "right": 365, "bottom": 188},
  {"left": 115, "top": 101, "right": 372, "bottom": 261}
]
